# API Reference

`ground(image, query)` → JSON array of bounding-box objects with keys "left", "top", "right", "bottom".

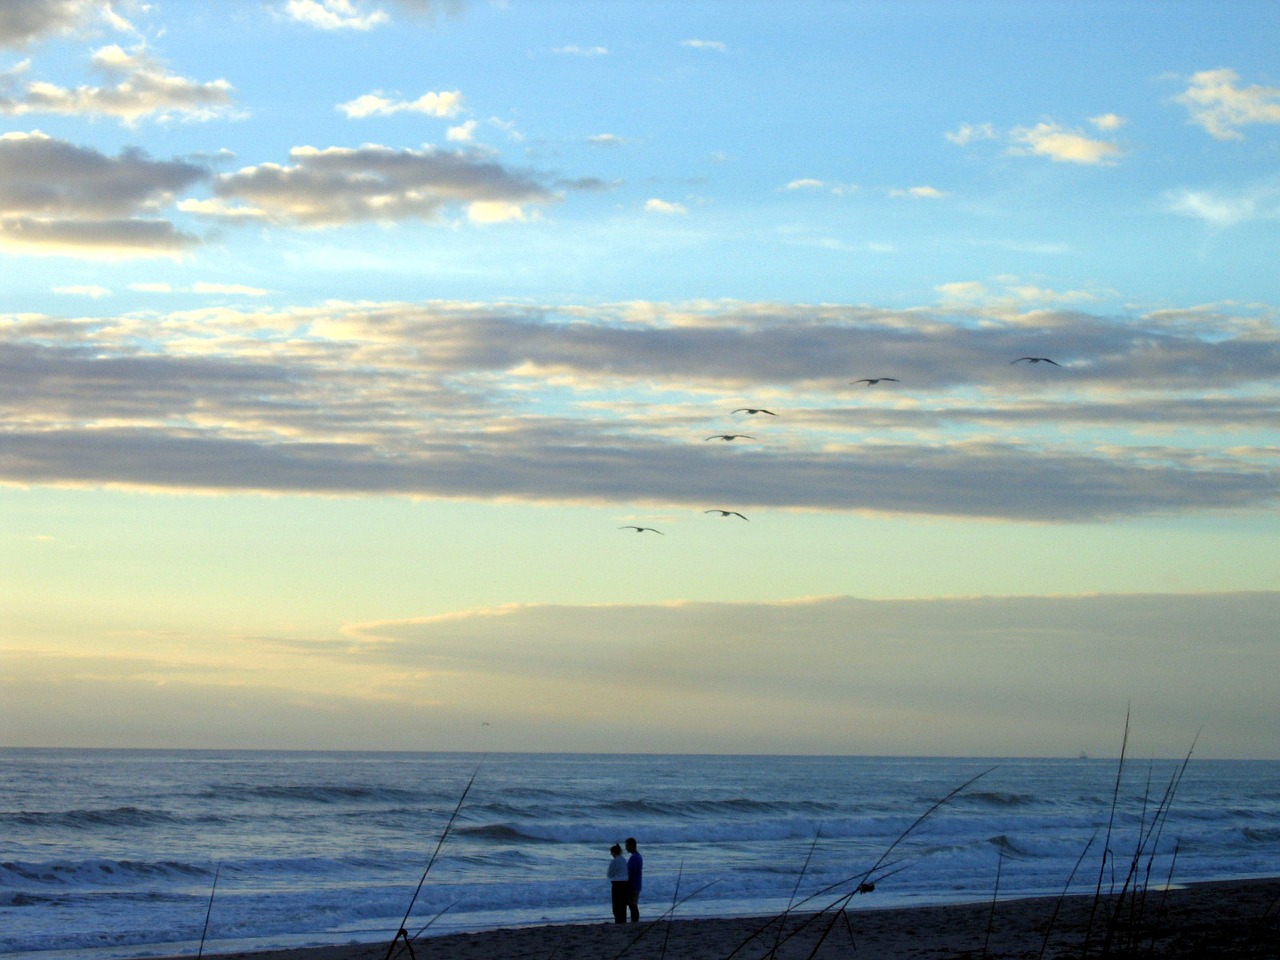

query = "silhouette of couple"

[{"left": 606, "top": 837, "right": 643, "bottom": 923}]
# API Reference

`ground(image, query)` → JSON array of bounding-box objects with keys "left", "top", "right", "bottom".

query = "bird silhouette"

[
  {"left": 732, "top": 408, "right": 777, "bottom": 416},
  {"left": 851, "top": 378, "right": 899, "bottom": 386},
  {"left": 1011, "top": 357, "right": 1060, "bottom": 365},
  {"left": 705, "top": 509, "right": 749, "bottom": 520},
  {"left": 706, "top": 434, "right": 754, "bottom": 441},
  {"left": 619, "top": 525, "right": 664, "bottom": 534}
]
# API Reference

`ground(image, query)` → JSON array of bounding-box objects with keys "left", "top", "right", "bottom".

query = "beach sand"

[{"left": 178, "top": 877, "right": 1278, "bottom": 960}]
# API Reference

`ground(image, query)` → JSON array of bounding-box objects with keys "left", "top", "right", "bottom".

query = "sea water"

[{"left": 2, "top": 750, "right": 1278, "bottom": 959}]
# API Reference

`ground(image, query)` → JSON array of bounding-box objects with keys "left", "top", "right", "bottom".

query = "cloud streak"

[{"left": 2, "top": 298, "right": 1276, "bottom": 520}]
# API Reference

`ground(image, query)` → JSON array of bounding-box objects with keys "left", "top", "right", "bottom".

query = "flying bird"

[
  {"left": 705, "top": 509, "right": 749, "bottom": 520},
  {"left": 1011, "top": 357, "right": 1060, "bottom": 365},
  {"left": 732, "top": 408, "right": 777, "bottom": 416},
  {"left": 619, "top": 525, "right": 664, "bottom": 534},
  {"left": 705, "top": 434, "right": 754, "bottom": 441},
  {"left": 851, "top": 378, "right": 900, "bottom": 385}
]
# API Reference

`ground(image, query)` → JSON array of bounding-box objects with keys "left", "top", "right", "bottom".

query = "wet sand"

[{"left": 177, "top": 876, "right": 1279, "bottom": 960}]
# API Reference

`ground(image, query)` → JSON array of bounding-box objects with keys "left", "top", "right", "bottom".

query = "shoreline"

[{"left": 158, "top": 876, "right": 1280, "bottom": 960}]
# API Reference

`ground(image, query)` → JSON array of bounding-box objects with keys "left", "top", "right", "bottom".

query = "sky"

[{"left": 2, "top": 0, "right": 1278, "bottom": 759}]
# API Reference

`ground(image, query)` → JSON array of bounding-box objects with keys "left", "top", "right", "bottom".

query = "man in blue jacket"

[{"left": 625, "top": 837, "right": 643, "bottom": 922}]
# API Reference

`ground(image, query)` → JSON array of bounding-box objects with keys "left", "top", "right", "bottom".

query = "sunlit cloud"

[
  {"left": 1176, "top": 68, "right": 1280, "bottom": 140},
  {"left": 336, "top": 89, "right": 463, "bottom": 118},
  {"left": 0, "top": 131, "right": 207, "bottom": 257},
  {"left": 889, "top": 185, "right": 948, "bottom": 199},
  {"left": 784, "top": 179, "right": 857, "bottom": 196},
  {"left": 0, "top": 45, "right": 236, "bottom": 125},
  {"left": 283, "top": 0, "right": 389, "bottom": 31},
  {"left": 1009, "top": 120, "right": 1123, "bottom": 165},
  {"left": 681, "top": 39, "right": 727, "bottom": 52},
  {"left": 53, "top": 284, "right": 110, "bottom": 297},
  {"left": 1089, "top": 113, "right": 1127, "bottom": 131},
  {"left": 190, "top": 144, "right": 558, "bottom": 227},
  {"left": 2, "top": 297, "right": 1275, "bottom": 519},
  {"left": 645, "top": 198, "right": 687, "bottom": 215}
]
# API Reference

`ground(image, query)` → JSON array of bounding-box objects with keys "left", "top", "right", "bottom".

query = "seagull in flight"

[
  {"left": 851, "top": 378, "right": 900, "bottom": 386},
  {"left": 619, "top": 525, "right": 664, "bottom": 534},
  {"left": 706, "top": 434, "right": 754, "bottom": 441},
  {"left": 705, "top": 509, "right": 749, "bottom": 520},
  {"left": 1011, "top": 356, "right": 1060, "bottom": 365},
  {"left": 732, "top": 408, "right": 777, "bottom": 416}
]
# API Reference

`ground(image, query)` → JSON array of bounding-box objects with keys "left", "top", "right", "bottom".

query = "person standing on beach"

[
  {"left": 607, "top": 843, "right": 629, "bottom": 923},
  {"left": 625, "top": 837, "right": 643, "bottom": 922}
]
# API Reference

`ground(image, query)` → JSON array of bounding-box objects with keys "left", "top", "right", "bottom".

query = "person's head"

[
  {"left": 611, "top": 843, "right": 622, "bottom": 857},
  {"left": 625, "top": 837, "right": 637, "bottom": 852}
]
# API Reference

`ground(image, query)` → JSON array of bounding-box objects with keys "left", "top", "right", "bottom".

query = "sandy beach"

[{"left": 174, "top": 877, "right": 1278, "bottom": 960}]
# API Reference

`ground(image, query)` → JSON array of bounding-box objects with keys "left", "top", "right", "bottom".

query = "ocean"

[{"left": 2, "top": 749, "right": 1277, "bottom": 959}]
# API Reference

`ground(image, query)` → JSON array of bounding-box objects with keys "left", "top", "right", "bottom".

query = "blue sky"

[{"left": 2, "top": 0, "right": 1278, "bottom": 757}]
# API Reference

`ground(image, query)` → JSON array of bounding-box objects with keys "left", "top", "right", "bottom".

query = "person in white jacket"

[{"left": 607, "top": 843, "right": 629, "bottom": 923}]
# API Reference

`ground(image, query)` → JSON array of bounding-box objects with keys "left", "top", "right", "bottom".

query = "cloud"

[
  {"left": 0, "top": 0, "right": 97, "bottom": 48},
  {"left": 336, "top": 89, "right": 462, "bottom": 118},
  {"left": 53, "top": 284, "right": 110, "bottom": 297},
  {"left": 283, "top": 0, "right": 390, "bottom": 31},
  {"left": 191, "top": 144, "right": 558, "bottom": 227},
  {"left": 1089, "top": 113, "right": 1126, "bottom": 131},
  {"left": 332, "top": 592, "right": 1278, "bottom": 756},
  {"left": 784, "top": 178, "right": 857, "bottom": 196},
  {"left": 553, "top": 45, "right": 607, "bottom": 57},
  {"left": 1165, "top": 183, "right": 1280, "bottom": 229},
  {"left": 944, "top": 122, "right": 996, "bottom": 146},
  {"left": 0, "top": 45, "right": 236, "bottom": 125},
  {"left": 587, "top": 134, "right": 628, "bottom": 147},
  {"left": 1, "top": 298, "right": 1276, "bottom": 519},
  {"left": 889, "top": 186, "right": 948, "bottom": 199},
  {"left": 1009, "top": 121, "right": 1123, "bottom": 165},
  {"left": 645, "top": 198, "right": 687, "bottom": 215},
  {"left": 1176, "top": 68, "right": 1280, "bottom": 140},
  {"left": 447, "top": 119, "right": 478, "bottom": 142},
  {"left": 0, "top": 131, "right": 207, "bottom": 256},
  {"left": 681, "top": 39, "right": 727, "bottom": 53}
]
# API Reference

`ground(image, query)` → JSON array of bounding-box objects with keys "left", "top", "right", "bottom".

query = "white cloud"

[
  {"left": 681, "top": 39, "right": 727, "bottom": 52},
  {"left": 587, "top": 133, "right": 627, "bottom": 147},
  {"left": 192, "top": 282, "right": 271, "bottom": 296},
  {"left": 784, "top": 179, "right": 856, "bottom": 196},
  {"left": 553, "top": 45, "right": 607, "bottom": 57},
  {"left": 1176, "top": 68, "right": 1280, "bottom": 140},
  {"left": 53, "top": 284, "right": 110, "bottom": 298},
  {"left": 1009, "top": 121, "right": 1123, "bottom": 165},
  {"left": 944, "top": 122, "right": 996, "bottom": 146},
  {"left": 283, "top": 0, "right": 389, "bottom": 30},
  {"left": 889, "top": 186, "right": 948, "bottom": 199},
  {"left": 0, "top": 44, "right": 236, "bottom": 125},
  {"left": 1165, "top": 184, "right": 1280, "bottom": 229},
  {"left": 1089, "top": 113, "right": 1126, "bottom": 131},
  {"left": 447, "top": 120, "right": 478, "bottom": 141},
  {"left": 645, "top": 198, "right": 687, "bottom": 215},
  {"left": 336, "top": 89, "right": 463, "bottom": 118}
]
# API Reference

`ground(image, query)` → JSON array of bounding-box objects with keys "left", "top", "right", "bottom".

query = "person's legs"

[{"left": 627, "top": 889, "right": 639, "bottom": 922}]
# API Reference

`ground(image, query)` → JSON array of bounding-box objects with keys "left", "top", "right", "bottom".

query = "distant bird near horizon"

[
  {"left": 851, "top": 378, "right": 900, "bottom": 385},
  {"left": 732, "top": 407, "right": 777, "bottom": 416},
  {"left": 619, "top": 525, "right": 664, "bottom": 534},
  {"left": 705, "top": 509, "right": 749, "bottom": 520},
  {"left": 1011, "top": 357, "right": 1060, "bottom": 365},
  {"left": 705, "top": 434, "right": 754, "bottom": 441}
]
